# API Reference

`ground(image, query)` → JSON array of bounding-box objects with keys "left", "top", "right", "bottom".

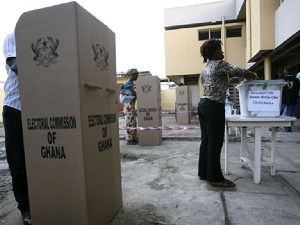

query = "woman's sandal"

[
  {"left": 199, "top": 176, "right": 207, "bottom": 180},
  {"left": 209, "top": 179, "right": 235, "bottom": 187}
]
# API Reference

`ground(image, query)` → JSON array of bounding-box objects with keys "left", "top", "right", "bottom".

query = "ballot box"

[{"left": 236, "top": 80, "right": 286, "bottom": 117}]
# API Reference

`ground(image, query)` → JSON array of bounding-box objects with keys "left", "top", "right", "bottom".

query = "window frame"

[
  {"left": 198, "top": 29, "right": 221, "bottom": 41},
  {"left": 226, "top": 27, "right": 242, "bottom": 38}
]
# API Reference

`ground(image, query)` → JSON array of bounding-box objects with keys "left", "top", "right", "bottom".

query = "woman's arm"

[
  {"left": 219, "top": 61, "right": 257, "bottom": 81},
  {"left": 129, "top": 86, "right": 136, "bottom": 96},
  {"left": 243, "top": 69, "right": 257, "bottom": 80},
  {"left": 6, "top": 57, "right": 18, "bottom": 74}
]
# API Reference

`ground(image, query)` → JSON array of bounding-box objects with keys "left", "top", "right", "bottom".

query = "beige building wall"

[
  {"left": 250, "top": 0, "right": 280, "bottom": 58},
  {"left": 250, "top": 0, "right": 261, "bottom": 57},
  {"left": 117, "top": 77, "right": 128, "bottom": 84},
  {"left": 225, "top": 22, "right": 247, "bottom": 68},
  {"left": 165, "top": 22, "right": 247, "bottom": 98},
  {"left": 117, "top": 74, "right": 151, "bottom": 84},
  {"left": 161, "top": 89, "right": 176, "bottom": 111},
  {"left": 165, "top": 28, "right": 201, "bottom": 76}
]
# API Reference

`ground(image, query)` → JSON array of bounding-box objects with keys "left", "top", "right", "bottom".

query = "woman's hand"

[
  {"left": 229, "top": 77, "right": 240, "bottom": 85},
  {"left": 129, "top": 86, "right": 137, "bottom": 96},
  {"left": 244, "top": 70, "right": 257, "bottom": 80}
]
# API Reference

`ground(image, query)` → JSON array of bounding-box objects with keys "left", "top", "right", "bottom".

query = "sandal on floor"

[
  {"left": 209, "top": 179, "right": 235, "bottom": 187},
  {"left": 127, "top": 141, "right": 138, "bottom": 145},
  {"left": 199, "top": 176, "right": 207, "bottom": 180}
]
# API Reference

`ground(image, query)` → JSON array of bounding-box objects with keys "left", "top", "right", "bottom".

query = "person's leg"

[
  {"left": 278, "top": 103, "right": 288, "bottom": 131},
  {"left": 198, "top": 99, "right": 208, "bottom": 179},
  {"left": 280, "top": 103, "right": 287, "bottom": 116},
  {"left": 205, "top": 101, "right": 226, "bottom": 183},
  {"left": 131, "top": 101, "right": 137, "bottom": 141},
  {"left": 284, "top": 104, "right": 296, "bottom": 132},
  {"left": 124, "top": 100, "right": 137, "bottom": 142},
  {"left": 286, "top": 104, "right": 296, "bottom": 117},
  {"left": 2, "top": 106, "right": 30, "bottom": 213},
  {"left": 198, "top": 99, "right": 225, "bottom": 183},
  {"left": 294, "top": 96, "right": 300, "bottom": 118}
]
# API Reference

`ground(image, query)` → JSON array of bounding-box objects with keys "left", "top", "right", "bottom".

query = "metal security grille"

[
  {"left": 228, "top": 84, "right": 240, "bottom": 114},
  {"left": 226, "top": 27, "right": 242, "bottom": 38},
  {"left": 184, "top": 75, "right": 199, "bottom": 85},
  {"left": 210, "top": 30, "right": 221, "bottom": 39},
  {"left": 198, "top": 31, "right": 209, "bottom": 40},
  {"left": 198, "top": 29, "right": 221, "bottom": 40}
]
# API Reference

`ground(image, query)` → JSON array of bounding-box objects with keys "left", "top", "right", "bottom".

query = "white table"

[{"left": 224, "top": 115, "right": 296, "bottom": 184}]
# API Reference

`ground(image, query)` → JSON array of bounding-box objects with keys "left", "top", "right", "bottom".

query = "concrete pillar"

[
  {"left": 221, "top": 16, "right": 226, "bottom": 60},
  {"left": 180, "top": 76, "right": 184, "bottom": 84},
  {"left": 264, "top": 56, "right": 272, "bottom": 80},
  {"left": 246, "top": 0, "right": 252, "bottom": 61}
]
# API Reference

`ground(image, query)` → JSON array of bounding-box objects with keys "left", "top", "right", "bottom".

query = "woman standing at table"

[{"left": 198, "top": 39, "right": 256, "bottom": 187}]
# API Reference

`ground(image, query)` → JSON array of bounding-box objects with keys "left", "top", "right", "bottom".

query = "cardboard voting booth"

[
  {"left": 176, "top": 86, "right": 191, "bottom": 125},
  {"left": 15, "top": 2, "right": 122, "bottom": 225},
  {"left": 137, "top": 76, "right": 162, "bottom": 146}
]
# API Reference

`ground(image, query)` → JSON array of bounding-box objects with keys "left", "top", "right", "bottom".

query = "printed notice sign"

[{"left": 248, "top": 90, "right": 280, "bottom": 111}]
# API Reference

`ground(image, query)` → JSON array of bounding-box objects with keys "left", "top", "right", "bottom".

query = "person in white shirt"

[
  {"left": 296, "top": 72, "right": 300, "bottom": 81},
  {"left": 3, "top": 33, "right": 31, "bottom": 225}
]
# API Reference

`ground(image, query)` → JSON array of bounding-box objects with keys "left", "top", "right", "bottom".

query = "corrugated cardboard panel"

[
  {"left": 137, "top": 76, "right": 162, "bottom": 146},
  {"left": 77, "top": 3, "right": 116, "bottom": 91},
  {"left": 16, "top": 2, "right": 122, "bottom": 225},
  {"left": 137, "top": 107, "right": 162, "bottom": 126},
  {"left": 176, "top": 86, "right": 191, "bottom": 125},
  {"left": 176, "top": 86, "right": 189, "bottom": 103},
  {"left": 16, "top": 3, "right": 88, "bottom": 224},
  {"left": 139, "top": 130, "right": 162, "bottom": 146},
  {"left": 137, "top": 76, "right": 161, "bottom": 107},
  {"left": 76, "top": 3, "right": 122, "bottom": 224}
]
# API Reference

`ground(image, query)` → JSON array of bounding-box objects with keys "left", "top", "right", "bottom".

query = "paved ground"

[{"left": 1, "top": 114, "right": 300, "bottom": 225}]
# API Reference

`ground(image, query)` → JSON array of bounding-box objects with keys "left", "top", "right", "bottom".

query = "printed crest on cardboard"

[
  {"left": 92, "top": 44, "right": 109, "bottom": 71},
  {"left": 31, "top": 37, "right": 59, "bottom": 67},
  {"left": 141, "top": 84, "right": 152, "bottom": 94}
]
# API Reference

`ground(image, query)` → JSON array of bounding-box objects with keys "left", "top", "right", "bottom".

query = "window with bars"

[
  {"left": 198, "top": 29, "right": 221, "bottom": 41},
  {"left": 226, "top": 27, "right": 242, "bottom": 38}
]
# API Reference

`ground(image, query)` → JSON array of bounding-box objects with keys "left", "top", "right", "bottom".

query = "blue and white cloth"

[{"left": 3, "top": 33, "right": 21, "bottom": 111}]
